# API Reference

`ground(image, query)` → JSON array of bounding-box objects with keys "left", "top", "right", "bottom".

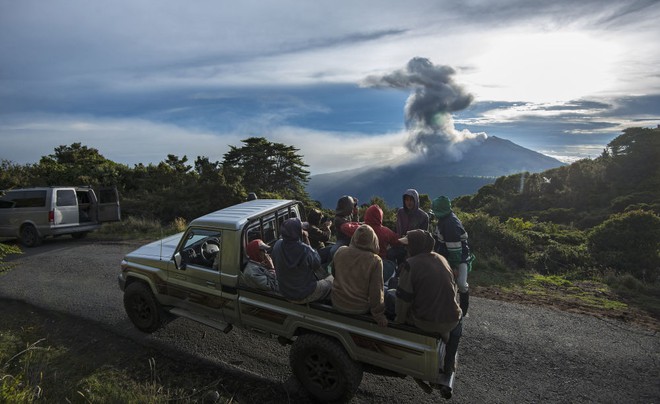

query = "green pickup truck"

[{"left": 118, "top": 199, "right": 456, "bottom": 402}]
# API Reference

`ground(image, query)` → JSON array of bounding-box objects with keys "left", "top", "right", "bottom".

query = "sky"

[{"left": 1, "top": 0, "right": 659, "bottom": 175}]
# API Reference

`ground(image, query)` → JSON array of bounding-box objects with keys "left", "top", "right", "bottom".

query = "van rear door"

[{"left": 96, "top": 187, "right": 121, "bottom": 222}]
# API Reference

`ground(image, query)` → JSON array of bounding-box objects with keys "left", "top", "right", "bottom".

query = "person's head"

[
  {"left": 246, "top": 239, "right": 270, "bottom": 263},
  {"left": 431, "top": 196, "right": 452, "bottom": 219},
  {"left": 335, "top": 195, "right": 358, "bottom": 217},
  {"left": 399, "top": 229, "right": 435, "bottom": 257},
  {"left": 307, "top": 208, "right": 322, "bottom": 227},
  {"left": 280, "top": 217, "right": 303, "bottom": 241},
  {"left": 350, "top": 224, "right": 379, "bottom": 254},
  {"left": 403, "top": 189, "right": 420, "bottom": 211},
  {"left": 364, "top": 204, "right": 383, "bottom": 227}
]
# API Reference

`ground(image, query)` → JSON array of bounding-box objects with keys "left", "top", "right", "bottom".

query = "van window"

[
  {"left": 1, "top": 190, "right": 47, "bottom": 208},
  {"left": 56, "top": 190, "right": 77, "bottom": 207}
]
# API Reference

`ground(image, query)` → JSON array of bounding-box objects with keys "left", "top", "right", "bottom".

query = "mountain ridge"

[{"left": 306, "top": 136, "right": 565, "bottom": 209}]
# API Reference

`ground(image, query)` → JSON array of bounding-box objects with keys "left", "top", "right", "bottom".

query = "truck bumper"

[{"left": 117, "top": 273, "right": 127, "bottom": 291}]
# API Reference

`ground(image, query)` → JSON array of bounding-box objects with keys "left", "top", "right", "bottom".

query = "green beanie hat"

[{"left": 432, "top": 196, "right": 452, "bottom": 218}]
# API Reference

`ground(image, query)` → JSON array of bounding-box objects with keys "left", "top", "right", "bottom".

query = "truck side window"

[{"left": 178, "top": 228, "right": 223, "bottom": 270}]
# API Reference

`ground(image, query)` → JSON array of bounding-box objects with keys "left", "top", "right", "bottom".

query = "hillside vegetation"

[{"left": 1, "top": 127, "right": 659, "bottom": 319}]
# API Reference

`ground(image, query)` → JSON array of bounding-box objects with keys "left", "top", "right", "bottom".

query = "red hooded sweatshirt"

[{"left": 360, "top": 204, "right": 401, "bottom": 258}]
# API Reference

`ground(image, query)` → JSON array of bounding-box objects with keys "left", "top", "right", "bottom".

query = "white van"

[{"left": 0, "top": 186, "right": 121, "bottom": 247}]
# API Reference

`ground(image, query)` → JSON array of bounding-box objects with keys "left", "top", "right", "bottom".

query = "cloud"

[
  {"left": 0, "top": 114, "right": 409, "bottom": 175},
  {"left": 0, "top": 115, "right": 241, "bottom": 166}
]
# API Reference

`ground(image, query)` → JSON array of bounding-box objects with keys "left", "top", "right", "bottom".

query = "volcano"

[{"left": 306, "top": 136, "right": 564, "bottom": 209}]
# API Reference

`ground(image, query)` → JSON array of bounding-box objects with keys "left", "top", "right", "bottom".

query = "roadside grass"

[
  {"left": 471, "top": 259, "right": 660, "bottom": 328},
  {"left": 0, "top": 329, "right": 231, "bottom": 403},
  {"left": 0, "top": 243, "right": 21, "bottom": 274}
]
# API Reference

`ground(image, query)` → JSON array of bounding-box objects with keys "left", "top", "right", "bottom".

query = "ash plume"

[{"left": 363, "top": 57, "right": 486, "bottom": 162}]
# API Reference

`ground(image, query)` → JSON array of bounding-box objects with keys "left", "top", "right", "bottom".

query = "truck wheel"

[
  {"left": 124, "top": 282, "right": 163, "bottom": 333},
  {"left": 290, "top": 333, "right": 363, "bottom": 403},
  {"left": 20, "top": 225, "right": 42, "bottom": 247}
]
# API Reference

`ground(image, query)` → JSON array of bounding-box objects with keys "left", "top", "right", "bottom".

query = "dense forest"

[{"left": 1, "top": 127, "right": 659, "bottom": 284}]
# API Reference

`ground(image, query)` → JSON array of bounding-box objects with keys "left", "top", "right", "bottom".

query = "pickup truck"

[{"left": 118, "top": 199, "right": 456, "bottom": 402}]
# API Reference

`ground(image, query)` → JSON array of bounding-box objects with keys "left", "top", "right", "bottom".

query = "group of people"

[{"left": 241, "top": 189, "right": 473, "bottom": 374}]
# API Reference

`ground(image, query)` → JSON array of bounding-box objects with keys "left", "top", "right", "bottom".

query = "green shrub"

[
  {"left": 461, "top": 212, "right": 531, "bottom": 269},
  {"left": 587, "top": 210, "right": 660, "bottom": 282},
  {"left": 531, "top": 241, "right": 591, "bottom": 275}
]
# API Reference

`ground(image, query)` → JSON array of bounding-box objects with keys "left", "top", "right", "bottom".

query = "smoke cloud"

[{"left": 363, "top": 57, "right": 487, "bottom": 161}]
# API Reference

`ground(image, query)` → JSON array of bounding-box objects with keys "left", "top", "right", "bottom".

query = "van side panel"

[{"left": 0, "top": 190, "right": 48, "bottom": 238}]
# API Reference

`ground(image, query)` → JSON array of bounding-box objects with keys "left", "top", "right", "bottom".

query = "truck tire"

[
  {"left": 20, "top": 224, "right": 42, "bottom": 247},
  {"left": 124, "top": 282, "right": 163, "bottom": 333},
  {"left": 290, "top": 333, "right": 363, "bottom": 403}
]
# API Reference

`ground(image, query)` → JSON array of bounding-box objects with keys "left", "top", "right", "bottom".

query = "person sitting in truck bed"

[
  {"left": 305, "top": 208, "right": 333, "bottom": 263},
  {"left": 331, "top": 224, "right": 388, "bottom": 327},
  {"left": 272, "top": 218, "right": 333, "bottom": 304},
  {"left": 393, "top": 229, "right": 461, "bottom": 343},
  {"left": 240, "top": 239, "right": 279, "bottom": 292},
  {"left": 330, "top": 195, "right": 360, "bottom": 257}
]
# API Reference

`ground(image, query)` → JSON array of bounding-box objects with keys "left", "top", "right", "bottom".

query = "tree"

[
  {"left": 222, "top": 137, "right": 310, "bottom": 200},
  {"left": 0, "top": 160, "right": 35, "bottom": 189},
  {"left": 33, "top": 143, "right": 125, "bottom": 186}
]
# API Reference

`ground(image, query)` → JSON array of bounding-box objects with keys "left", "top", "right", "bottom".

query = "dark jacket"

[
  {"left": 395, "top": 229, "right": 461, "bottom": 332},
  {"left": 432, "top": 196, "right": 470, "bottom": 266},
  {"left": 396, "top": 189, "right": 429, "bottom": 236},
  {"left": 272, "top": 218, "right": 322, "bottom": 301},
  {"left": 333, "top": 195, "right": 358, "bottom": 245},
  {"left": 307, "top": 209, "right": 331, "bottom": 250}
]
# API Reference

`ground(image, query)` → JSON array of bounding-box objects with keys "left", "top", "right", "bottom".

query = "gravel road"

[{"left": 1, "top": 238, "right": 659, "bottom": 403}]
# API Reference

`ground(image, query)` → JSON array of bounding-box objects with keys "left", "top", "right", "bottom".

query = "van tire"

[
  {"left": 290, "top": 333, "right": 363, "bottom": 402},
  {"left": 124, "top": 282, "right": 163, "bottom": 333},
  {"left": 20, "top": 225, "right": 42, "bottom": 247}
]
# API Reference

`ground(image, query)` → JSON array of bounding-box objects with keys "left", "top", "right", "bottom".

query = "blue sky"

[{"left": 1, "top": 0, "right": 659, "bottom": 174}]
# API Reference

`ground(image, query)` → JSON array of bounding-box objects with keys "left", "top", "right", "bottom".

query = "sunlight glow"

[{"left": 467, "top": 31, "right": 621, "bottom": 102}]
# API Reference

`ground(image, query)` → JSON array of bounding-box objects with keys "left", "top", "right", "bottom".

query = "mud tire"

[
  {"left": 289, "top": 333, "right": 363, "bottom": 403},
  {"left": 20, "top": 224, "right": 41, "bottom": 247},
  {"left": 124, "top": 282, "right": 163, "bottom": 333}
]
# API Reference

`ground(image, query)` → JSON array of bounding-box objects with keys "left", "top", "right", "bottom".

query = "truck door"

[
  {"left": 168, "top": 228, "right": 227, "bottom": 323},
  {"left": 53, "top": 188, "right": 79, "bottom": 227},
  {"left": 96, "top": 187, "right": 121, "bottom": 222}
]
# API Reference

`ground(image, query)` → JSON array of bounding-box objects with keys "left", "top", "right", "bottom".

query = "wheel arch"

[{"left": 291, "top": 325, "right": 358, "bottom": 361}]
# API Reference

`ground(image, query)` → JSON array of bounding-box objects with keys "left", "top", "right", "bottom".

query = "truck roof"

[{"left": 189, "top": 199, "right": 298, "bottom": 231}]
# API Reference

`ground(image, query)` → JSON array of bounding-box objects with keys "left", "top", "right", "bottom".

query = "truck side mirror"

[{"left": 174, "top": 252, "right": 186, "bottom": 270}]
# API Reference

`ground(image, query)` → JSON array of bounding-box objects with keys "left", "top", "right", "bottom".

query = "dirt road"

[{"left": 1, "top": 238, "right": 659, "bottom": 403}]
